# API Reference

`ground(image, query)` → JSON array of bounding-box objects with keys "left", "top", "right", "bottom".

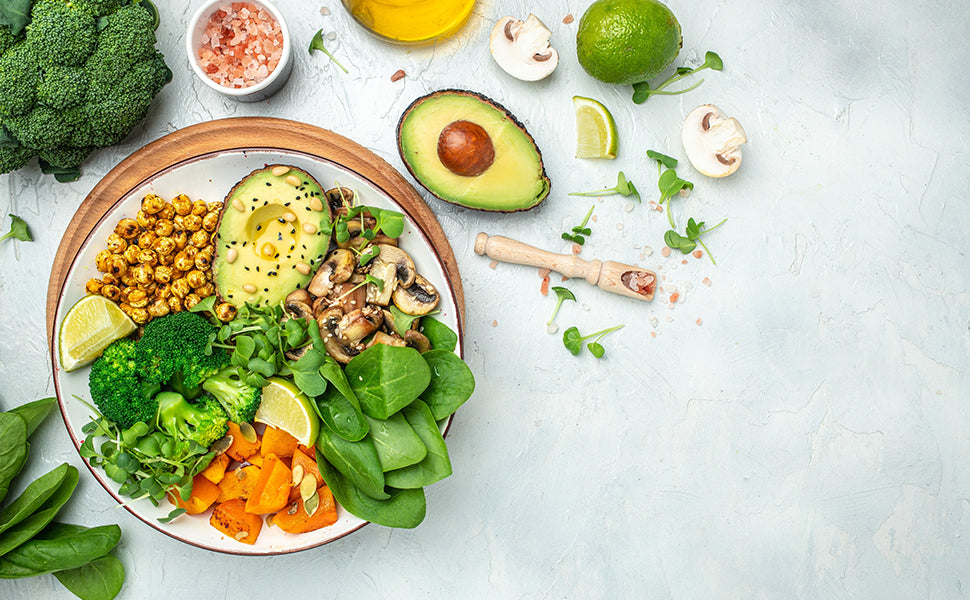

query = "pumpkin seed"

[
  {"left": 304, "top": 491, "right": 319, "bottom": 517},
  {"left": 235, "top": 469, "right": 247, "bottom": 481},
  {"left": 211, "top": 435, "right": 233, "bottom": 455},
  {"left": 239, "top": 422, "right": 258, "bottom": 444},
  {"left": 291, "top": 464, "right": 304, "bottom": 486},
  {"left": 299, "top": 473, "right": 316, "bottom": 503},
  {"left": 234, "top": 531, "right": 249, "bottom": 541},
  {"left": 265, "top": 513, "right": 275, "bottom": 528}
]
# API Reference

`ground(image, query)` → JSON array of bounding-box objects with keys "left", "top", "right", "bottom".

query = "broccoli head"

[
  {"left": 136, "top": 311, "right": 229, "bottom": 399},
  {"left": 202, "top": 366, "right": 263, "bottom": 424},
  {"left": 0, "top": 0, "right": 170, "bottom": 181},
  {"left": 155, "top": 391, "right": 229, "bottom": 450},
  {"left": 88, "top": 337, "right": 160, "bottom": 429}
]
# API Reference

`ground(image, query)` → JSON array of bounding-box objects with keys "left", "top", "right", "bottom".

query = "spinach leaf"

[
  {"left": 8, "top": 397, "right": 56, "bottom": 438},
  {"left": 320, "top": 357, "right": 361, "bottom": 409},
  {"left": 0, "top": 523, "right": 121, "bottom": 578},
  {"left": 314, "top": 385, "right": 368, "bottom": 443},
  {"left": 420, "top": 349, "right": 475, "bottom": 421},
  {"left": 0, "top": 463, "right": 71, "bottom": 536},
  {"left": 345, "top": 345, "right": 430, "bottom": 420},
  {"left": 364, "top": 413, "right": 426, "bottom": 472},
  {"left": 317, "top": 452, "right": 427, "bottom": 528},
  {"left": 0, "top": 412, "right": 28, "bottom": 504},
  {"left": 0, "top": 466, "right": 78, "bottom": 557},
  {"left": 420, "top": 317, "right": 458, "bottom": 352},
  {"left": 54, "top": 555, "right": 125, "bottom": 600},
  {"left": 315, "top": 426, "right": 388, "bottom": 500},
  {"left": 289, "top": 348, "right": 329, "bottom": 398},
  {"left": 384, "top": 400, "right": 452, "bottom": 489}
]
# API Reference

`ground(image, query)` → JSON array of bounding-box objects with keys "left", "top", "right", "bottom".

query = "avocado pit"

[{"left": 437, "top": 120, "right": 495, "bottom": 177}]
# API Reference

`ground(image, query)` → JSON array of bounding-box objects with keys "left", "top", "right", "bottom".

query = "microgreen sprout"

[
  {"left": 646, "top": 150, "right": 678, "bottom": 173},
  {"left": 569, "top": 171, "right": 640, "bottom": 203},
  {"left": 309, "top": 29, "right": 349, "bottom": 73},
  {"left": 0, "top": 214, "right": 32, "bottom": 242},
  {"left": 631, "top": 51, "right": 723, "bottom": 104},
  {"left": 657, "top": 169, "right": 694, "bottom": 229},
  {"left": 547, "top": 286, "right": 576, "bottom": 327},
  {"left": 664, "top": 217, "right": 726, "bottom": 265},
  {"left": 562, "top": 324, "right": 624, "bottom": 358},
  {"left": 562, "top": 204, "right": 595, "bottom": 245}
]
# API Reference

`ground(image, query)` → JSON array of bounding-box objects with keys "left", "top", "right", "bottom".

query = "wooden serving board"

[{"left": 45, "top": 117, "right": 465, "bottom": 349}]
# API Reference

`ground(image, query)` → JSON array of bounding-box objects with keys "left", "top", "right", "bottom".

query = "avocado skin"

[{"left": 397, "top": 89, "right": 551, "bottom": 213}]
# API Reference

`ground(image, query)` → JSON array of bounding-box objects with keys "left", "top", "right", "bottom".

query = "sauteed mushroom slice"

[
  {"left": 367, "top": 261, "right": 398, "bottom": 306},
  {"left": 307, "top": 249, "right": 355, "bottom": 297},
  {"left": 317, "top": 307, "right": 357, "bottom": 364},
  {"left": 404, "top": 329, "right": 432, "bottom": 353},
  {"left": 369, "top": 245, "right": 416, "bottom": 288},
  {"left": 392, "top": 273, "right": 439, "bottom": 316},
  {"left": 368, "top": 331, "right": 407, "bottom": 348},
  {"left": 337, "top": 306, "right": 384, "bottom": 345}
]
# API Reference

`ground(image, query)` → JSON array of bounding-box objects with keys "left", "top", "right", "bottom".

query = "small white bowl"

[{"left": 186, "top": 0, "right": 292, "bottom": 102}]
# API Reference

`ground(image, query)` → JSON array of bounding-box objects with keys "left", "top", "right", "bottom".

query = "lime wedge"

[
  {"left": 58, "top": 295, "right": 137, "bottom": 372},
  {"left": 255, "top": 378, "right": 320, "bottom": 446},
  {"left": 573, "top": 96, "right": 618, "bottom": 159}
]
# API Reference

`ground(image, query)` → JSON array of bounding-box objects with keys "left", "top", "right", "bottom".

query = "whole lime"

[{"left": 576, "top": 0, "right": 682, "bottom": 85}]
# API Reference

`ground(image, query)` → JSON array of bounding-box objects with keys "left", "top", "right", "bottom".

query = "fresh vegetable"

[
  {"left": 0, "top": 399, "right": 124, "bottom": 599},
  {"left": 568, "top": 171, "right": 639, "bottom": 203},
  {"left": 209, "top": 498, "right": 262, "bottom": 544},
  {"left": 201, "top": 366, "right": 262, "bottom": 424},
  {"left": 0, "top": 214, "right": 30, "bottom": 242},
  {"left": 572, "top": 95, "right": 617, "bottom": 159},
  {"left": 561, "top": 204, "right": 595, "bottom": 246},
  {"left": 489, "top": 15, "right": 558, "bottom": 82},
  {"left": 244, "top": 453, "right": 291, "bottom": 514},
  {"left": 87, "top": 338, "right": 160, "bottom": 430},
  {"left": 272, "top": 485, "right": 338, "bottom": 534},
  {"left": 632, "top": 51, "right": 723, "bottom": 104},
  {"left": 137, "top": 311, "right": 229, "bottom": 399},
  {"left": 0, "top": 0, "right": 171, "bottom": 181},
  {"left": 155, "top": 391, "right": 229, "bottom": 451},
  {"left": 682, "top": 104, "right": 747, "bottom": 177},
  {"left": 547, "top": 286, "right": 576, "bottom": 327},
  {"left": 656, "top": 168, "right": 694, "bottom": 229},
  {"left": 562, "top": 324, "right": 624, "bottom": 358},
  {"left": 308, "top": 28, "right": 348, "bottom": 73},
  {"left": 664, "top": 217, "right": 726, "bottom": 265}
]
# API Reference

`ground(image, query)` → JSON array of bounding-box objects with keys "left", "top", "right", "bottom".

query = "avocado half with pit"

[
  {"left": 397, "top": 89, "right": 551, "bottom": 212},
  {"left": 212, "top": 165, "right": 332, "bottom": 308}
]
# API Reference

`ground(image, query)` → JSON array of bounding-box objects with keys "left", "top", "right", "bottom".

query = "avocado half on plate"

[{"left": 397, "top": 89, "right": 551, "bottom": 212}]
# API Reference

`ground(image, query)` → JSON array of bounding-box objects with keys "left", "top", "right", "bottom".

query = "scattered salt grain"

[
  {"left": 546, "top": 323, "right": 559, "bottom": 334},
  {"left": 390, "top": 69, "right": 406, "bottom": 82},
  {"left": 616, "top": 223, "right": 624, "bottom": 231},
  {"left": 320, "top": 6, "right": 330, "bottom": 15},
  {"left": 563, "top": 14, "right": 574, "bottom": 24},
  {"left": 488, "top": 260, "right": 498, "bottom": 269},
  {"left": 661, "top": 246, "right": 671, "bottom": 258},
  {"left": 649, "top": 316, "right": 658, "bottom": 328},
  {"left": 696, "top": 318, "right": 702, "bottom": 326},
  {"left": 692, "top": 249, "right": 703, "bottom": 259},
  {"left": 491, "top": 320, "right": 498, "bottom": 327},
  {"left": 198, "top": 3, "right": 284, "bottom": 89},
  {"left": 326, "top": 31, "right": 337, "bottom": 41},
  {"left": 644, "top": 246, "right": 653, "bottom": 256},
  {"left": 623, "top": 201, "right": 635, "bottom": 212},
  {"left": 702, "top": 277, "right": 711, "bottom": 286}
]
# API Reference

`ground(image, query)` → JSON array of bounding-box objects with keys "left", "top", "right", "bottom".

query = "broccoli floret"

[
  {"left": 155, "top": 391, "right": 229, "bottom": 450},
  {"left": 88, "top": 337, "right": 161, "bottom": 429},
  {"left": 137, "top": 311, "right": 229, "bottom": 399},
  {"left": 0, "top": 144, "right": 31, "bottom": 174},
  {"left": 0, "top": 0, "right": 169, "bottom": 179},
  {"left": 202, "top": 367, "right": 263, "bottom": 424}
]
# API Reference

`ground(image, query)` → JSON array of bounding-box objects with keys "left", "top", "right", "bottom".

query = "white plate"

[{"left": 51, "top": 149, "right": 462, "bottom": 555}]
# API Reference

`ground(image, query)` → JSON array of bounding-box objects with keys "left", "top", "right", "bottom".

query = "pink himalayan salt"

[{"left": 198, "top": 3, "right": 283, "bottom": 89}]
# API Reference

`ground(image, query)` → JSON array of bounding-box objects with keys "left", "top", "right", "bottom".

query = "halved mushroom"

[
  {"left": 307, "top": 248, "right": 355, "bottom": 297},
  {"left": 366, "top": 260, "right": 398, "bottom": 306},
  {"left": 367, "top": 331, "right": 407, "bottom": 349},
  {"left": 285, "top": 289, "right": 312, "bottom": 306},
  {"left": 325, "top": 187, "right": 356, "bottom": 215},
  {"left": 682, "top": 105, "right": 747, "bottom": 178},
  {"left": 317, "top": 307, "right": 357, "bottom": 364},
  {"left": 369, "top": 244, "right": 416, "bottom": 288},
  {"left": 404, "top": 329, "right": 432, "bottom": 353},
  {"left": 392, "top": 273, "right": 439, "bottom": 316},
  {"left": 490, "top": 15, "right": 558, "bottom": 81},
  {"left": 336, "top": 306, "right": 384, "bottom": 345},
  {"left": 327, "top": 280, "right": 367, "bottom": 315}
]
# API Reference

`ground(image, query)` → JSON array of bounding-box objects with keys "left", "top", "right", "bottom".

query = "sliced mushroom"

[
  {"left": 337, "top": 306, "right": 383, "bottom": 345},
  {"left": 366, "top": 260, "right": 398, "bottom": 306},
  {"left": 284, "top": 343, "right": 313, "bottom": 361},
  {"left": 392, "top": 273, "right": 439, "bottom": 316},
  {"left": 325, "top": 187, "right": 356, "bottom": 215},
  {"left": 307, "top": 248, "right": 355, "bottom": 297},
  {"left": 367, "top": 331, "right": 407, "bottom": 349},
  {"left": 490, "top": 15, "right": 558, "bottom": 81},
  {"left": 285, "top": 289, "right": 312, "bottom": 306},
  {"left": 327, "top": 280, "right": 367, "bottom": 315},
  {"left": 317, "top": 307, "right": 357, "bottom": 364},
  {"left": 369, "top": 244, "right": 416, "bottom": 288},
  {"left": 682, "top": 104, "right": 747, "bottom": 178},
  {"left": 404, "top": 329, "right": 432, "bottom": 353},
  {"left": 283, "top": 299, "right": 314, "bottom": 322}
]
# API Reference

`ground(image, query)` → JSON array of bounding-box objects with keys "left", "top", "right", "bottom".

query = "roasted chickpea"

[
  {"left": 101, "top": 273, "right": 119, "bottom": 286},
  {"left": 135, "top": 211, "right": 155, "bottom": 230},
  {"left": 137, "top": 280, "right": 157, "bottom": 296},
  {"left": 157, "top": 253, "right": 175, "bottom": 267},
  {"left": 108, "top": 255, "right": 128, "bottom": 276},
  {"left": 172, "top": 214, "right": 186, "bottom": 231},
  {"left": 118, "top": 302, "right": 134, "bottom": 317},
  {"left": 120, "top": 272, "right": 137, "bottom": 287},
  {"left": 136, "top": 249, "right": 158, "bottom": 267},
  {"left": 121, "top": 244, "right": 141, "bottom": 265},
  {"left": 100, "top": 285, "right": 121, "bottom": 301},
  {"left": 171, "top": 230, "right": 188, "bottom": 250},
  {"left": 194, "top": 249, "right": 213, "bottom": 271},
  {"left": 183, "top": 214, "right": 203, "bottom": 232},
  {"left": 171, "top": 279, "right": 191, "bottom": 298},
  {"left": 190, "top": 230, "right": 210, "bottom": 248},
  {"left": 95, "top": 249, "right": 112, "bottom": 273},
  {"left": 142, "top": 194, "right": 166, "bottom": 214},
  {"left": 185, "top": 269, "right": 207, "bottom": 289},
  {"left": 195, "top": 283, "right": 215, "bottom": 298},
  {"left": 147, "top": 298, "right": 170, "bottom": 318},
  {"left": 153, "top": 237, "right": 177, "bottom": 256},
  {"left": 202, "top": 212, "right": 220, "bottom": 232},
  {"left": 130, "top": 307, "right": 151, "bottom": 325},
  {"left": 154, "top": 219, "right": 175, "bottom": 237},
  {"left": 156, "top": 282, "right": 172, "bottom": 299},
  {"left": 127, "top": 289, "right": 149, "bottom": 308},
  {"left": 183, "top": 293, "right": 202, "bottom": 310},
  {"left": 137, "top": 231, "right": 157, "bottom": 249},
  {"left": 85, "top": 279, "right": 104, "bottom": 295},
  {"left": 208, "top": 201, "right": 224, "bottom": 213},
  {"left": 215, "top": 302, "right": 237, "bottom": 322},
  {"left": 167, "top": 296, "right": 183, "bottom": 313},
  {"left": 133, "top": 263, "right": 154, "bottom": 285},
  {"left": 191, "top": 199, "right": 209, "bottom": 216},
  {"left": 106, "top": 234, "right": 127, "bottom": 254},
  {"left": 158, "top": 204, "right": 175, "bottom": 220},
  {"left": 173, "top": 250, "right": 195, "bottom": 272},
  {"left": 172, "top": 194, "right": 192, "bottom": 216},
  {"left": 153, "top": 265, "right": 174, "bottom": 284},
  {"left": 118, "top": 287, "right": 132, "bottom": 304}
]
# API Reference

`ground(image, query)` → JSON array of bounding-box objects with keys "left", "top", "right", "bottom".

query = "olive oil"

[{"left": 342, "top": 0, "right": 475, "bottom": 44}]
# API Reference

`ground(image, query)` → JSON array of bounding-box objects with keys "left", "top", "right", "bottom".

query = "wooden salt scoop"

[{"left": 474, "top": 233, "right": 656, "bottom": 302}]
